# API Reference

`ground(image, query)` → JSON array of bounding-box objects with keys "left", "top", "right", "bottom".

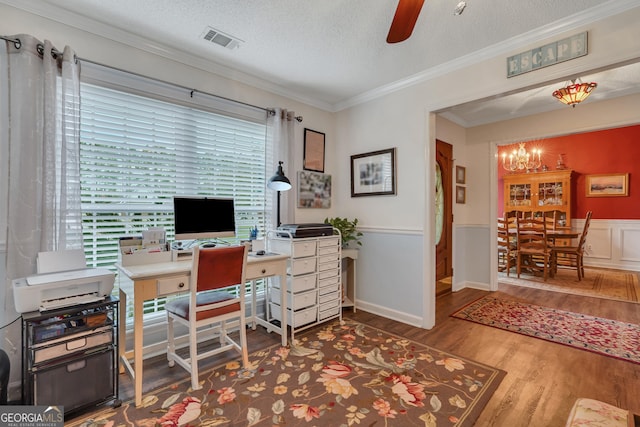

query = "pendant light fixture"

[{"left": 552, "top": 78, "right": 597, "bottom": 108}]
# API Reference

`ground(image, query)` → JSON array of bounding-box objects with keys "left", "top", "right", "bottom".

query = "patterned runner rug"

[
  {"left": 452, "top": 295, "right": 640, "bottom": 364},
  {"left": 70, "top": 319, "right": 505, "bottom": 426},
  {"left": 498, "top": 267, "right": 640, "bottom": 304}
]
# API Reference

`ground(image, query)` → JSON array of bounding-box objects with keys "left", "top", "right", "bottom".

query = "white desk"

[{"left": 116, "top": 253, "right": 288, "bottom": 407}]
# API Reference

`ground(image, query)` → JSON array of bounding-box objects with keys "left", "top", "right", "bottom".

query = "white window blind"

[{"left": 79, "top": 69, "right": 269, "bottom": 321}]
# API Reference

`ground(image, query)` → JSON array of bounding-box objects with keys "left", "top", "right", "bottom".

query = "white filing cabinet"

[{"left": 268, "top": 231, "right": 341, "bottom": 341}]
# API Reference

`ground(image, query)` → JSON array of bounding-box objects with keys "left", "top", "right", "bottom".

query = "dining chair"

[
  {"left": 497, "top": 217, "right": 516, "bottom": 276},
  {"left": 166, "top": 244, "right": 249, "bottom": 390},
  {"left": 550, "top": 211, "right": 593, "bottom": 281},
  {"left": 516, "top": 217, "right": 550, "bottom": 281}
]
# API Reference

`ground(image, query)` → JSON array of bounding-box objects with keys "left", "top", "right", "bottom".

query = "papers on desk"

[{"left": 119, "top": 229, "right": 171, "bottom": 265}]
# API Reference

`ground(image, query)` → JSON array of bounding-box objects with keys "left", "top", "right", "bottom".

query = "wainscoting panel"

[
  {"left": 585, "top": 226, "right": 613, "bottom": 260},
  {"left": 355, "top": 229, "right": 424, "bottom": 327},
  {"left": 621, "top": 228, "right": 640, "bottom": 262},
  {"left": 580, "top": 219, "right": 640, "bottom": 271},
  {"left": 454, "top": 225, "right": 491, "bottom": 291}
]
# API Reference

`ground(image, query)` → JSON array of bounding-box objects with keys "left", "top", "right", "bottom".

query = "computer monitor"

[{"left": 173, "top": 196, "right": 236, "bottom": 241}]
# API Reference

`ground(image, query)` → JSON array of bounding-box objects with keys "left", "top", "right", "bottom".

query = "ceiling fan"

[
  {"left": 386, "top": 0, "right": 467, "bottom": 43},
  {"left": 386, "top": 0, "right": 425, "bottom": 44}
]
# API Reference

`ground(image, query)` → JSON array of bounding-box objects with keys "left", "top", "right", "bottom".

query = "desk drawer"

[
  {"left": 317, "top": 236, "right": 340, "bottom": 248},
  {"left": 246, "top": 260, "right": 284, "bottom": 280},
  {"left": 319, "top": 281, "right": 340, "bottom": 297},
  {"left": 269, "top": 303, "right": 317, "bottom": 327},
  {"left": 318, "top": 253, "right": 340, "bottom": 265},
  {"left": 319, "top": 304, "right": 341, "bottom": 321},
  {"left": 289, "top": 258, "right": 316, "bottom": 276},
  {"left": 318, "top": 274, "right": 340, "bottom": 289},
  {"left": 271, "top": 239, "right": 317, "bottom": 258},
  {"left": 274, "top": 273, "right": 317, "bottom": 293},
  {"left": 318, "top": 245, "right": 339, "bottom": 256},
  {"left": 33, "top": 327, "right": 112, "bottom": 364},
  {"left": 270, "top": 288, "right": 317, "bottom": 311},
  {"left": 157, "top": 275, "right": 189, "bottom": 296}
]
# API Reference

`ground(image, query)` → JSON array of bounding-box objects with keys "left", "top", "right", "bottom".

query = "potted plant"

[{"left": 324, "top": 217, "right": 363, "bottom": 248}]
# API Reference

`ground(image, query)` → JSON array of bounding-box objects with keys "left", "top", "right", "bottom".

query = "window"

[{"left": 79, "top": 64, "right": 270, "bottom": 322}]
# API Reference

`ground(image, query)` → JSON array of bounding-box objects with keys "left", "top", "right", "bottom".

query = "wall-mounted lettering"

[{"left": 507, "top": 32, "right": 588, "bottom": 78}]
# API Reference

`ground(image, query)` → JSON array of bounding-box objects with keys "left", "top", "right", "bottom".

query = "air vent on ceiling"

[{"left": 201, "top": 26, "right": 243, "bottom": 50}]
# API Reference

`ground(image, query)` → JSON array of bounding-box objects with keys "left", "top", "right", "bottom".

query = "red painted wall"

[{"left": 498, "top": 124, "right": 640, "bottom": 220}]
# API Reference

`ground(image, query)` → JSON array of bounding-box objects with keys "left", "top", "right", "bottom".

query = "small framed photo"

[
  {"left": 456, "top": 165, "right": 466, "bottom": 184},
  {"left": 585, "top": 173, "right": 629, "bottom": 197},
  {"left": 456, "top": 186, "right": 466, "bottom": 204},
  {"left": 351, "top": 148, "right": 396, "bottom": 197},
  {"left": 303, "top": 128, "right": 325, "bottom": 173}
]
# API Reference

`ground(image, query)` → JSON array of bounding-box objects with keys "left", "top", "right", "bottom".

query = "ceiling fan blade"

[{"left": 386, "top": 0, "right": 425, "bottom": 44}]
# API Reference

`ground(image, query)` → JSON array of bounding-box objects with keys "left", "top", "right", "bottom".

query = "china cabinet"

[{"left": 503, "top": 170, "right": 573, "bottom": 227}]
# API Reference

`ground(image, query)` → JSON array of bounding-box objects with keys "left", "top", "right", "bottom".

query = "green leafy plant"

[{"left": 324, "top": 217, "right": 363, "bottom": 248}]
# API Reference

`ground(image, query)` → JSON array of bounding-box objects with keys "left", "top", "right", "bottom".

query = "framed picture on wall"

[
  {"left": 585, "top": 173, "right": 629, "bottom": 197},
  {"left": 303, "top": 128, "right": 325, "bottom": 173},
  {"left": 350, "top": 148, "right": 396, "bottom": 197},
  {"left": 456, "top": 166, "right": 466, "bottom": 184},
  {"left": 456, "top": 185, "right": 466, "bottom": 204}
]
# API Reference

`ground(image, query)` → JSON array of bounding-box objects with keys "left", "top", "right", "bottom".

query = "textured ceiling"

[{"left": 6, "top": 0, "right": 640, "bottom": 125}]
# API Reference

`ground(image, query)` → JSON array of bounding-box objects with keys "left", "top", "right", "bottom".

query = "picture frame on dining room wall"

[
  {"left": 350, "top": 148, "right": 396, "bottom": 197},
  {"left": 585, "top": 173, "right": 629, "bottom": 197}
]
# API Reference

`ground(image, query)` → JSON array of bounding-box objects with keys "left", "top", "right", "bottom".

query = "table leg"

[
  {"left": 277, "top": 272, "right": 289, "bottom": 346},
  {"left": 118, "top": 288, "right": 127, "bottom": 375},
  {"left": 250, "top": 280, "right": 257, "bottom": 330},
  {"left": 133, "top": 290, "right": 144, "bottom": 407}
]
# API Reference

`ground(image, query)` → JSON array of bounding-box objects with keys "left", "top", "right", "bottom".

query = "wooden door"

[{"left": 435, "top": 140, "right": 453, "bottom": 282}]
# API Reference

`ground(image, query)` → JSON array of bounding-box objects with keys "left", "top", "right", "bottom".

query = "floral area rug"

[
  {"left": 452, "top": 295, "right": 640, "bottom": 364},
  {"left": 70, "top": 319, "right": 505, "bottom": 426}
]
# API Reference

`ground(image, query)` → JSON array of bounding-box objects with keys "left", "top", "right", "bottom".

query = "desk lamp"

[{"left": 267, "top": 161, "right": 291, "bottom": 227}]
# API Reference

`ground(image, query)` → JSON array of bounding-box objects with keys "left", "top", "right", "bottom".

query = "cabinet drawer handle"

[
  {"left": 261, "top": 269, "right": 267, "bottom": 274},
  {"left": 178, "top": 282, "right": 185, "bottom": 288}
]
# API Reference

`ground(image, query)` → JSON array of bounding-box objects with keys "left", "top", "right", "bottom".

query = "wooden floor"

[{"left": 113, "top": 284, "right": 640, "bottom": 426}]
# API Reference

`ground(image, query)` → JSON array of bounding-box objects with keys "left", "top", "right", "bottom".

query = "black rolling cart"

[{"left": 21, "top": 296, "right": 121, "bottom": 419}]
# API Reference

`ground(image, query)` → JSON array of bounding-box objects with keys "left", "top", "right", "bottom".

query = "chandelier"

[
  {"left": 552, "top": 78, "right": 597, "bottom": 108},
  {"left": 502, "top": 142, "right": 541, "bottom": 172}
]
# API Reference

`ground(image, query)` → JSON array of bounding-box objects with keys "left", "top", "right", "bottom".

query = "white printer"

[{"left": 12, "top": 249, "right": 115, "bottom": 313}]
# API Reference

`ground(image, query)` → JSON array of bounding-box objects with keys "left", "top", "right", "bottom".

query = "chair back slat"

[{"left": 516, "top": 217, "right": 548, "bottom": 252}]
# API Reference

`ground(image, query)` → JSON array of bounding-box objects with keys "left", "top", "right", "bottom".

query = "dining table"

[{"left": 506, "top": 226, "right": 580, "bottom": 278}]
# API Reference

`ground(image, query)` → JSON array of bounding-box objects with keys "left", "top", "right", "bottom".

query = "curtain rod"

[
  {"left": 2, "top": 35, "right": 303, "bottom": 122},
  {"left": 1, "top": 35, "right": 21, "bottom": 48},
  {"left": 2, "top": 34, "right": 76, "bottom": 62},
  {"left": 79, "top": 57, "right": 303, "bottom": 122}
]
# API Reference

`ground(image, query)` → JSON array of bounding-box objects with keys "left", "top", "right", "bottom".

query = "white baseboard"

[
  {"left": 355, "top": 300, "right": 423, "bottom": 328},
  {"left": 455, "top": 280, "right": 491, "bottom": 292}
]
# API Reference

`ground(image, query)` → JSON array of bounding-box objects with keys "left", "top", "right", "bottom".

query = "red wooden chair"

[{"left": 166, "top": 244, "right": 249, "bottom": 390}]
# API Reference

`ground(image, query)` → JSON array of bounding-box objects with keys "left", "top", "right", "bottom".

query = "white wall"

[{"left": 334, "top": 6, "right": 640, "bottom": 328}]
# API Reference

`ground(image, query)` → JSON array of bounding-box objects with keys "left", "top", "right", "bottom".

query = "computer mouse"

[{"left": 256, "top": 250, "right": 266, "bottom": 256}]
